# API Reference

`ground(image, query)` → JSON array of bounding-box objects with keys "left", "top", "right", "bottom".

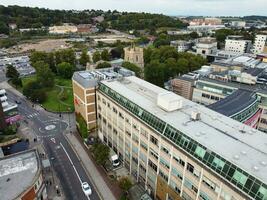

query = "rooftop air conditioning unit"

[{"left": 191, "top": 111, "right": 201, "bottom": 121}]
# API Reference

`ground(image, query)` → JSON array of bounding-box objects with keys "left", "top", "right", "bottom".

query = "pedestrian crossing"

[{"left": 26, "top": 112, "right": 39, "bottom": 118}]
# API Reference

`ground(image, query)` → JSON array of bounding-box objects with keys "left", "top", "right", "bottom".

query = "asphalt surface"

[{"left": 6, "top": 90, "right": 101, "bottom": 200}]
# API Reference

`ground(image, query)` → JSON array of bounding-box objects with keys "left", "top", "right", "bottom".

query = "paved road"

[{"left": 6, "top": 90, "right": 101, "bottom": 200}]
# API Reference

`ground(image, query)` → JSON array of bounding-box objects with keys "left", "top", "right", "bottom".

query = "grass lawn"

[{"left": 21, "top": 75, "right": 74, "bottom": 112}]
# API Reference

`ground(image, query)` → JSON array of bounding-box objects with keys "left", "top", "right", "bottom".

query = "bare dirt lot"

[{"left": 8, "top": 39, "right": 71, "bottom": 53}]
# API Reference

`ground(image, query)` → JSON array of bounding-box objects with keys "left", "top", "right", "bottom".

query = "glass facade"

[
  {"left": 98, "top": 83, "right": 267, "bottom": 200},
  {"left": 196, "top": 81, "right": 235, "bottom": 96}
]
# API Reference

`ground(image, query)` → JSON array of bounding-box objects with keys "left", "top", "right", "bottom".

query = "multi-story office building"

[
  {"left": 170, "top": 40, "right": 192, "bottom": 52},
  {"left": 253, "top": 35, "right": 267, "bottom": 54},
  {"left": 73, "top": 70, "right": 267, "bottom": 200},
  {"left": 0, "top": 149, "right": 47, "bottom": 200},
  {"left": 196, "top": 37, "right": 217, "bottom": 57},
  {"left": 225, "top": 36, "right": 252, "bottom": 54}
]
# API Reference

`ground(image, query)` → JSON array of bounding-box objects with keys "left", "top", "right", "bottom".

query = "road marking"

[
  {"left": 60, "top": 142, "right": 91, "bottom": 200},
  {"left": 51, "top": 138, "right": 56, "bottom": 144}
]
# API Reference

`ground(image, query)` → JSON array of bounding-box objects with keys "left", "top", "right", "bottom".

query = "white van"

[{"left": 109, "top": 150, "right": 120, "bottom": 167}]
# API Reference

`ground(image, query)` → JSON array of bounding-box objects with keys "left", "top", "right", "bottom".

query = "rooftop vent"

[
  {"left": 191, "top": 111, "right": 201, "bottom": 121},
  {"left": 253, "top": 166, "right": 259, "bottom": 171},
  {"left": 260, "top": 161, "right": 267, "bottom": 166},
  {"left": 241, "top": 151, "right": 247, "bottom": 155},
  {"left": 233, "top": 155, "right": 240, "bottom": 160},
  {"left": 157, "top": 92, "right": 183, "bottom": 112}
]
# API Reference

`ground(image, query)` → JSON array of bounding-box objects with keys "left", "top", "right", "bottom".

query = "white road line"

[
  {"left": 60, "top": 142, "right": 91, "bottom": 200},
  {"left": 60, "top": 142, "right": 82, "bottom": 183}
]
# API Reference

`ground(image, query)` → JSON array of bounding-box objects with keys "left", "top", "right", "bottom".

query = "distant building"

[
  {"left": 187, "top": 24, "right": 225, "bottom": 33},
  {"left": 230, "top": 21, "right": 246, "bottom": 28},
  {"left": 124, "top": 46, "right": 144, "bottom": 68},
  {"left": 189, "top": 18, "right": 222, "bottom": 26},
  {"left": 49, "top": 25, "right": 77, "bottom": 34},
  {"left": 196, "top": 37, "right": 217, "bottom": 57},
  {"left": 77, "top": 24, "right": 92, "bottom": 33},
  {"left": 8, "top": 23, "right": 17, "bottom": 30},
  {"left": 0, "top": 149, "right": 47, "bottom": 200},
  {"left": 170, "top": 40, "right": 192, "bottom": 52},
  {"left": 225, "top": 35, "right": 252, "bottom": 53},
  {"left": 170, "top": 75, "right": 196, "bottom": 100},
  {"left": 0, "top": 101, "right": 6, "bottom": 130},
  {"left": 253, "top": 34, "right": 267, "bottom": 54}
]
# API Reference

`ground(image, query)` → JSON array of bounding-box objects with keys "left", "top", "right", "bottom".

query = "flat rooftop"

[
  {"left": 101, "top": 76, "right": 267, "bottom": 184},
  {"left": 208, "top": 89, "right": 257, "bottom": 116},
  {"left": 0, "top": 150, "right": 40, "bottom": 200}
]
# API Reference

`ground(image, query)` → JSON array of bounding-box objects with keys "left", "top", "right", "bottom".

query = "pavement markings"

[{"left": 60, "top": 142, "right": 91, "bottom": 200}]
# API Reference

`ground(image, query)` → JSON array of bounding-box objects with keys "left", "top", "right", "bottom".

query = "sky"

[{"left": 1, "top": 0, "right": 266, "bottom": 16}]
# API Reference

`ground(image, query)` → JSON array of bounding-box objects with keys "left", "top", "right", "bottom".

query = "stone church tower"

[{"left": 124, "top": 45, "right": 144, "bottom": 68}]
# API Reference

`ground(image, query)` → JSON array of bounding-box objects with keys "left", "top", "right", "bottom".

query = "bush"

[
  {"left": 96, "top": 62, "right": 111, "bottom": 69},
  {"left": 118, "top": 177, "right": 132, "bottom": 191},
  {"left": 76, "top": 113, "right": 88, "bottom": 138},
  {"left": 92, "top": 143, "right": 110, "bottom": 165}
]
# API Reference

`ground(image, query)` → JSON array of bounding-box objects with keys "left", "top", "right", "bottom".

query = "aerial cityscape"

[{"left": 0, "top": 1, "right": 267, "bottom": 200}]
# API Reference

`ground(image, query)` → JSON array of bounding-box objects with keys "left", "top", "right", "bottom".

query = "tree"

[
  {"left": 79, "top": 50, "right": 90, "bottom": 66},
  {"left": 34, "top": 61, "right": 55, "bottom": 88},
  {"left": 121, "top": 62, "right": 142, "bottom": 77},
  {"left": 136, "top": 36, "right": 150, "bottom": 45},
  {"left": 96, "top": 62, "right": 111, "bottom": 69},
  {"left": 92, "top": 143, "right": 110, "bottom": 165},
  {"left": 0, "top": 21, "right": 9, "bottom": 35},
  {"left": 118, "top": 177, "right": 132, "bottom": 192},
  {"left": 76, "top": 113, "right": 88, "bottom": 138},
  {"left": 6, "top": 64, "right": 22, "bottom": 87},
  {"left": 92, "top": 51, "right": 101, "bottom": 63},
  {"left": 6, "top": 64, "right": 19, "bottom": 79},
  {"left": 144, "top": 60, "right": 165, "bottom": 87},
  {"left": 22, "top": 80, "right": 47, "bottom": 103},
  {"left": 110, "top": 47, "right": 124, "bottom": 59},
  {"left": 57, "top": 62, "right": 74, "bottom": 79},
  {"left": 101, "top": 49, "right": 111, "bottom": 61}
]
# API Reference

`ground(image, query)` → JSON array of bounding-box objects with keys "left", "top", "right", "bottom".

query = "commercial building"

[
  {"left": 73, "top": 69, "right": 267, "bottom": 200},
  {"left": 170, "top": 75, "right": 196, "bottom": 100},
  {"left": 170, "top": 40, "right": 192, "bottom": 52},
  {"left": 0, "top": 89, "right": 20, "bottom": 125},
  {"left": 0, "top": 149, "right": 47, "bottom": 200},
  {"left": 253, "top": 35, "right": 267, "bottom": 54},
  {"left": 72, "top": 68, "right": 135, "bottom": 131},
  {"left": 225, "top": 36, "right": 252, "bottom": 54},
  {"left": 124, "top": 46, "right": 144, "bottom": 68},
  {"left": 196, "top": 37, "right": 217, "bottom": 57}
]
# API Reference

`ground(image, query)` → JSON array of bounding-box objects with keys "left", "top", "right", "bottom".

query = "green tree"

[
  {"left": 0, "top": 21, "right": 9, "bottom": 35},
  {"left": 121, "top": 62, "right": 142, "bottom": 77},
  {"left": 76, "top": 113, "right": 88, "bottom": 138},
  {"left": 118, "top": 177, "right": 133, "bottom": 192},
  {"left": 22, "top": 80, "right": 47, "bottom": 103},
  {"left": 57, "top": 62, "right": 74, "bottom": 79},
  {"left": 79, "top": 50, "right": 90, "bottom": 66},
  {"left": 6, "top": 64, "right": 19, "bottom": 79},
  {"left": 101, "top": 49, "right": 111, "bottom": 61},
  {"left": 92, "top": 143, "right": 110, "bottom": 165},
  {"left": 215, "top": 29, "right": 235, "bottom": 43},
  {"left": 96, "top": 62, "right": 111, "bottom": 69},
  {"left": 92, "top": 51, "right": 101, "bottom": 63},
  {"left": 6, "top": 65, "right": 22, "bottom": 87},
  {"left": 34, "top": 61, "right": 55, "bottom": 88},
  {"left": 144, "top": 60, "right": 165, "bottom": 87}
]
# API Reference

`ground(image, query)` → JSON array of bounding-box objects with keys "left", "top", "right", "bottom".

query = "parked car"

[{"left": 82, "top": 182, "right": 92, "bottom": 196}]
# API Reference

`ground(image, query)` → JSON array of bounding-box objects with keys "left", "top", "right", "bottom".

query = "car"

[
  {"left": 15, "top": 100, "right": 21, "bottom": 104},
  {"left": 81, "top": 182, "right": 92, "bottom": 196}
]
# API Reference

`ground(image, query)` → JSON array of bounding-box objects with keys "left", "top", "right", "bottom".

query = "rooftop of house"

[
  {"left": 0, "top": 150, "right": 40, "bottom": 200},
  {"left": 100, "top": 76, "right": 267, "bottom": 184}
]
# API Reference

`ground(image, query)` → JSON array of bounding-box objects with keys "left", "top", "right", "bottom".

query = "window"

[
  {"left": 232, "top": 170, "right": 248, "bottom": 186},
  {"left": 161, "top": 146, "right": 170, "bottom": 155},
  {"left": 160, "top": 157, "right": 170, "bottom": 169},
  {"left": 150, "top": 149, "right": 158, "bottom": 160},
  {"left": 187, "top": 163, "right": 194, "bottom": 173},
  {"left": 113, "top": 107, "right": 117, "bottom": 114},
  {"left": 150, "top": 135, "right": 158, "bottom": 146},
  {"left": 148, "top": 159, "right": 157, "bottom": 172},
  {"left": 212, "top": 157, "right": 225, "bottom": 169},
  {"left": 195, "top": 146, "right": 206, "bottom": 158}
]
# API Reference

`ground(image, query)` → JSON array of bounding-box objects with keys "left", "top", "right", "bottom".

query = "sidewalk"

[{"left": 65, "top": 133, "right": 120, "bottom": 200}]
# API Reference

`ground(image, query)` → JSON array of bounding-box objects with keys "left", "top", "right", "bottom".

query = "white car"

[{"left": 82, "top": 182, "right": 92, "bottom": 196}]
